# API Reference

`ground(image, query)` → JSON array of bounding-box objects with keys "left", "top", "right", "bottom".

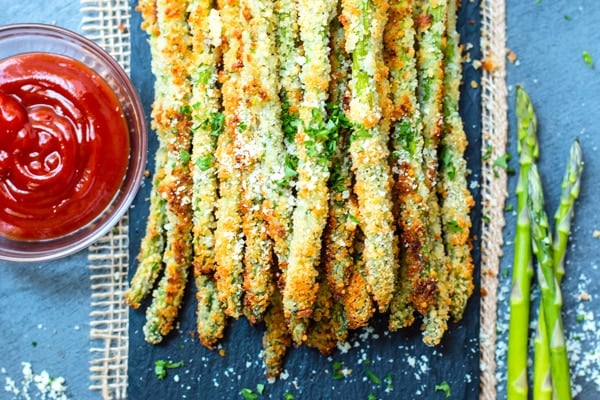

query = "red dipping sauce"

[{"left": 0, "top": 52, "right": 130, "bottom": 240}]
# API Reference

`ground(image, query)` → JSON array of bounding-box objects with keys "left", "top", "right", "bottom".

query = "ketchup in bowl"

[{"left": 0, "top": 52, "right": 130, "bottom": 241}]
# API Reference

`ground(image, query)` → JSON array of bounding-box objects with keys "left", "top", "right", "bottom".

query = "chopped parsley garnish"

[
  {"left": 434, "top": 381, "right": 451, "bottom": 398},
  {"left": 576, "top": 314, "right": 586, "bottom": 323},
  {"left": 365, "top": 369, "right": 381, "bottom": 385},
  {"left": 332, "top": 361, "right": 346, "bottom": 380},
  {"left": 180, "top": 150, "right": 191, "bottom": 165},
  {"left": 564, "top": 15, "right": 572, "bottom": 21},
  {"left": 384, "top": 373, "right": 394, "bottom": 392},
  {"left": 283, "top": 393, "right": 295, "bottom": 400},
  {"left": 582, "top": 51, "right": 594, "bottom": 69},
  {"left": 447, "top": 220, "right": 463, "bottom": 233},
  {"left": 196, "top": 155, "right": 213, "bottom": 171},
  {"left": 154, "top": 360, "right": 184, "bottom": 380},
  {"left": 240, "top": 388, "right": 258, "bottom": 400},
  {"left": 367, "top": 395, "right": 377, "bottom": 400},
  {"left": 348, "top": 213, "right": 360, "bottom": 225},
  {"left": 350, "top": 126, "right": 373, "bottom": 143},
  {"left": 440, "top": 145, "right": 456, "bottom": 180},
  {"left": 482, "top": 145, "right": 493, "bottom": 161}
]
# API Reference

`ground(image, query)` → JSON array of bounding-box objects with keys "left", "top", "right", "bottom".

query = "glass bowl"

[{"left": 0, "top": 23, "right": 147, "bottom": 262}]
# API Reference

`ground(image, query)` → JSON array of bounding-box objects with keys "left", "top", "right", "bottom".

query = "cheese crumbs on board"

[{"left": 128, "top": 0, "right": 475, "bottom": 376}]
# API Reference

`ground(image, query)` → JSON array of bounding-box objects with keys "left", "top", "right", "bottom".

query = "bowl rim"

[{"left": 0, "top": 23, "right": 147, "bottom": 262}]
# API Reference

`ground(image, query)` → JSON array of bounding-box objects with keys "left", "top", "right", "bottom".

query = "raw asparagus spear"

[
  {"left": 533, "top": 139, "right": 583, "bottom": 399},
  {"left": 507, "top": 85, "right": 539, "bottom": 399},
  {"left": 527, "top": 165, "right": 572, "bottom": 400}
]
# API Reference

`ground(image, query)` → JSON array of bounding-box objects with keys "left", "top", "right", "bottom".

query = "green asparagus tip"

[{"left": 515, "top": 86, "right": 539, "bottom": 159}]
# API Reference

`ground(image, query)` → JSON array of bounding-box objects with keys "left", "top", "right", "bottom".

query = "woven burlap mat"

[
  {"left": 80, "top": 1, "right": 507, "bottom": 399},
  {"left": 81, "top": 1, "right": 131, "bottom": 398},
  {"left": 479, "top": 0, "right": 508, "bottom": 399}
]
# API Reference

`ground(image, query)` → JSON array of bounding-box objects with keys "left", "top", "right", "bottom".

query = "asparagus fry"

[
  {"left": 195, "top": 274, "right": 227, "bottom": 348},
  {"left": 439, "top": 0, "right": 474, "bottom": 321},
  {"left": 341, "top": 0, "right": 398, "bottom": 313},
  {"left": 262, "top": 288, "right": 291, "bottom": 379},
  {"left": 507, "top": 85, "right": 538, "bottom": 399},
  {"left": 283, "top": 0, "right": 337, "bottom": 344},
  {"left": 187, "top": 0, "right": 227, "bottom": 348},
  {"left": 262, "top": 0, "right": 302, "bottom": 272},
  {"left": 533, "top": 140, "right": 583, "bottom": 399},
  {"left": 413, "top": 0, "right": 451, "bottom": 346},
  {"left": 324, "top": 17, "right": 356, "bottom": 299},
  {"left": 384, "top": 0, "right": 423, "bottom": 330},
  {"left": 237, "top": 0, "right": 283, "bottom": 324},
  {"left": 527, "top": 165, "right": 572, "bottom": 400},
  {"left": 125, "top": 147, "right": 168, "bottom": 309},
  {"left": 125, "top": 0, "right": 168, "bottom": 310},
  {"left": 143, "top": 0, "right": 195, "bottom": 344},
  {"left": 213, "top": 0, "right": 245, "bottom": 319}
]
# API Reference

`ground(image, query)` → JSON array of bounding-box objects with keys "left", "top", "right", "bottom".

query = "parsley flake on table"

[
  {"left": 154, "top": 359, "right": 184, "bottom": 380},
  {"left": 582, "top": 51, "right": 594, "bottom": 68},
  {"left": 435, "top": 381, "right": 452, "bottom": 397}
]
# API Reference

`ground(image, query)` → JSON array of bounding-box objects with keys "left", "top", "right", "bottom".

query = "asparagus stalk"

[
  {"left": 439, "top": 0, "right": 475, "bottom": 321},
  {"left": 527, "top": 165, "right": 572, "bottom": 400},
  {"left": 283, "top": 0, "right": 337, "bottom": 343},
  {"left": 553, "top": 139, "right": 583, "bottom": 282},
  {"left": 507, "top": 85, "right": 539, "bottom": 399},
  {"left": 413, "top": 0, "right": 451, "bottom": 346},
  {"left": 187, "top": 0, "right": 227, "bottom": 347},
  {"left": 143, "top": 0, "right": 195, "bottom": 344},
  {"left": 533, "top": 140, "right": 583, "bottom": 399},
  {"left": 213, "top": 0, "right": 245, "bottom": 319},
  {"left": 237, "top": 0, "right": 281, "bottom": 324},
  {"left": 262, "top": 287, "right": 291, "bottom": 379},
  {"left": 384, "top": 0, "right": 425, "bottom": 330},
  {"left": 124, "top": 0, "right": 167, "bottom": 310},
  {"left": 341, "top": 0, "right": 398, "bottom": 313},
  {"left": 323, "top": 17, "right": 356, "bottom": 299}
]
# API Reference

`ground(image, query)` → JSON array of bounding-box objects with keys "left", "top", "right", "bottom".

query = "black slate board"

[{"left": 127, "top": 1, "right": 482, "bottom": 398}]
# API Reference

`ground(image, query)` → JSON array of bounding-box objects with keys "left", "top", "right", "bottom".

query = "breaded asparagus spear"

[
  {"left": 195, "top": 274, "right": 227, "bottom": 348},
  {"left": 187, "top": 0, "right": 227, "bottom": 348},
  {"left": 384, "top": 0, "right": 426, "bottom": 330},
  {"left": 124, "top": 0, "right": 168, "bottom": 310},
  {"left": 323, "top": 16, "right": 356, "bottom": 299},
  {"left": 262, "top": 288, "right": 291, "bottom": 380},
  {"left": 283, "top": 0, "right": 337, "bottom": 344},
  {"left": 238, "top": 0, "right": 285, "bottom": 324},
  {"left": 263, "top": 0, "right": 302, "bottom": 272},
  {"left": 439, "top": 0, "right": 474, "bottom": 321},
  {"left": 413, "top": 0, "right": 451, "bottom": 346},
  {"left": 341, "top": 230, "right": 375, "bottom": 330},
  {"left": 143, "top": 0, "right": 195, "bottom": 344},
  {"left": 213, "top": 0, "right": 245, "bottom": 319},
  {"left": 341, "top": 0, "right": 398, "bottom": 312}
]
